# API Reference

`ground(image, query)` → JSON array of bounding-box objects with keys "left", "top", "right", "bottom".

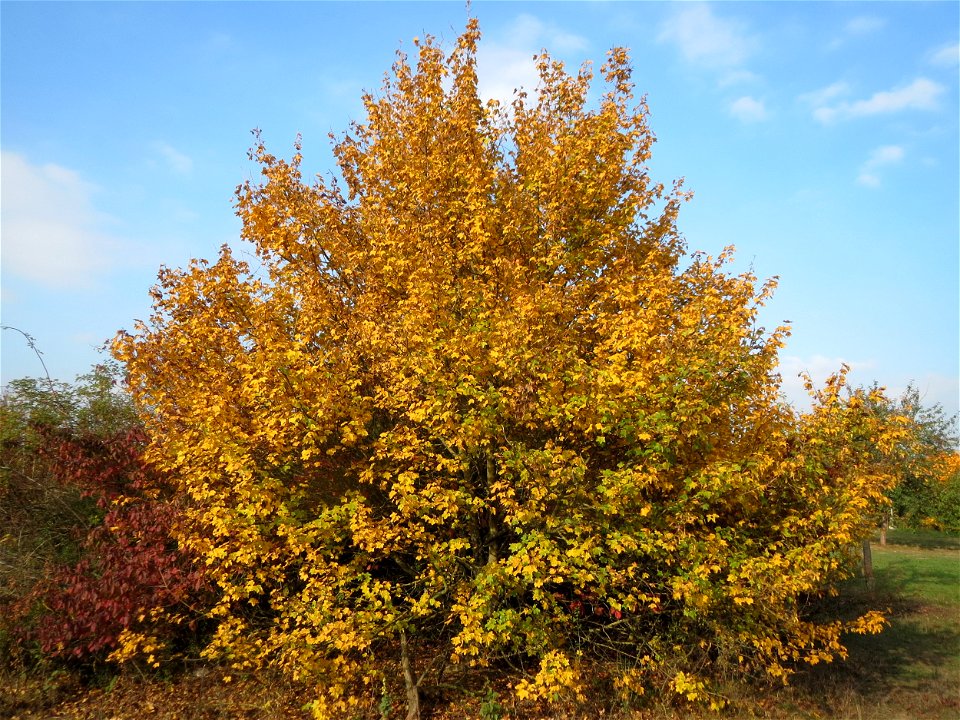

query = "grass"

[
  {"left": 2, "top": 530, "right": 958, "bottom": 719},
  {"left": 876, "top": 527, "right": 960, "bottom": 550},
  {"left": 796, "top": 538, "right": 960, "bottom": 720},
  {"left": 870, "top": 542, "right": 960, "bottom": 606}
]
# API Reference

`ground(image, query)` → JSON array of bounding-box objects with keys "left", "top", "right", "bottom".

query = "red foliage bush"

[{"left": 16, "top": 428, "right": 210, "bottom": 663}]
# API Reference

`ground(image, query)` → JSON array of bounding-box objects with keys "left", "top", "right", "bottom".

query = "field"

[
  {"left": 784, "top": 531, "right": 960, "bottom": 720},
  {"left": 2, "top": 530, "right": 958, "bottom": 719}
]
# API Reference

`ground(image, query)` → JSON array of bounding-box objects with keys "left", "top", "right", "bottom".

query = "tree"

[
  {"left": 1, "top": 364, "right": 209, "bottom": 669},
  {"left": 883, "top": 384, "right": 958, "bottom": 532},
  {"left": 1, "top": 364, "right": 135, "bottom": 610},
  {"left": 114, "top": 22, "right": 907, "bottom": 717},
  {"left": 853, "top": 382, "right": 958, "bottom": 541},
  {"left": 930, "top": 452, "right": 960, "bottom": 532}
]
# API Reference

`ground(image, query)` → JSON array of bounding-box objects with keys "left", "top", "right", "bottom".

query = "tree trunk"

[
  {"left": 862, "top": 539, "right": 875, "bottom": 591},
  {"left": 400, "top": 629, "right": 420, "bottom": 720},
  {"left": 486, "top": 451, "right": 498, "bottom": 565}
]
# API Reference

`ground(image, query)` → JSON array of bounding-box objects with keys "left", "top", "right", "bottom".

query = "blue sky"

[{"left": 2, "top": 1, "right": 958, "bottom": 419}]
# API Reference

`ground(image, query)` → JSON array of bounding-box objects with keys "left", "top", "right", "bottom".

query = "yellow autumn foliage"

[{"left": 115, "top": 20, "right": 908, "bottom": 715}]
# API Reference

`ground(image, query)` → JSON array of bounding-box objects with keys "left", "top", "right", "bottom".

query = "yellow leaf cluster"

[{"left": 114, "top": 20, "right": 909, "bottom": 713}]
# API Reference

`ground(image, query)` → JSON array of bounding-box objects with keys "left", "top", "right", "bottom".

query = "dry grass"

[
  {"left": 1, "top": 665, "right": 311, "bottom": 720},
  {"left": 3, "top": 537, "right": 957, "bottom": 720}
]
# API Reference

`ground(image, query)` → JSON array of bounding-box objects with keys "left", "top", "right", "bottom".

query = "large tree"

[{"left": 115, "top": 22, "right": 905, "bottom": 717}]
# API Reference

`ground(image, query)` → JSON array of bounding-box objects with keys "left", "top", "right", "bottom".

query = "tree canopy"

[
  {"left": 115, "top": 22, "right": 907, "bottom": 718},
  {"left": 866, "top": 383, "right": 959, "bottom": 533},
  {"left": 1, "top": 364, "right": 208, "bottom": 668}
]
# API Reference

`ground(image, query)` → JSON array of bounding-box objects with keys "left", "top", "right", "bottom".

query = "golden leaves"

[
  {"left": 113, "top": 18, "right": 909, "bottom": 715},
  {"left": 514, "top": 649, "right": 584, "bottom": 703}
]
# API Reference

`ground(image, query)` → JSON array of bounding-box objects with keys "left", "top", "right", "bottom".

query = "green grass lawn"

[
  {"left": 871, "top": 542, "right": 960, "bottom": 606},
  {"left": 784, "top": 531, "right": 960, "bottom": 720},
  {"left": 877, "top": 527, "right": 960, "bottom": 550}
]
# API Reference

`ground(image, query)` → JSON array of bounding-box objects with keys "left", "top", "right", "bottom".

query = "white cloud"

[
  {"left": 856, "top": 144, "right": 905, "bottom": 187},
  {"left": 154, "top": 142, "right": 193, "bottom": 174},
  {"left": 929, "top": 42, "right": 960, "bottom": 67},
  {"left": 729, "top": 95, "right": 768, "bottom": 122},
  {"left": 849, "top": 78, "right": 943, "bottom": 114},
  {"left": 799, "top": 81, "right": 849, "bottom": 108},
  {"left": 780, "top": 361, "right": 958, "bottom": 432},
  {"left": 778, "top": 354, "right": 876, "bottom": 410},
  {"left": 906, "top": 374, "right": 960, "bottom": 426},
  {"left": 845, "top": 16, "right": 886, "bottom": 36},
  {"left": 476, "top": 14, "right": 588, "bottom": 105},
  {"left": 477, "top": 45, "right": 540, "bottom": 106},
  {"left": 658, "top": 4, "right": 755, "bottom": 68},
  {"left": 811, "top": 77, "right": 945, "bottom": 123},
  {"left": 717, "top": 69, "right": 760, "bottom": 88},
  {"left": 827, "top": 15, "right": 886, "bottom": 50},
  {"left": 0, "top": 151, "right": 122, "bottom": 289}
]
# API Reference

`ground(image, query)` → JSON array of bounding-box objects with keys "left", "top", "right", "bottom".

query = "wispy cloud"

[
  {"left": 799, "top": 81, "right": 849, "bottom": 109},
  {"left": 810, "top": 77, "right": 944, "bottom": 123},
  {"left": 867, "top": 145, "right": 905, "bottom": 165},
  {"left": 717, "top": 69, "right": 760, "bottom": 88},
  {"left": 658, "top": 4, "right": 755, "bottom": 68},
  {"left": 778, "top": 354, "right": 876, "bottom": 409},
  {"left": 0, "top": 151, "right": 123, "bottom": 289},
  {"left": 929, "top": 42, "right": 960, "bottom": 67},
  {"left": 844, "top": 16, "right": 886, "bottom": 36},
  {"left": 904, "top": 374, "right": 960, "bottom": 425},
  {"left": 205, "top": 31, "right": 234, "bottom": 53},
  {"left": 476, "top": 14, "right": 588, "bottom": 105},
  {"left": 729, "top": 95, "right": 768, "bottom": 123},
  {"left": 154, "top": 141, "right": 193, "bottom": 174},
  {"left": 500, "top": 13, "right": 587, "bottom": 54},
  {"left": 827, "top": 15, "right": 886, "bottom": 50},
  {"left": 856, "top": 144, "right": 905, "bottom": 188}
]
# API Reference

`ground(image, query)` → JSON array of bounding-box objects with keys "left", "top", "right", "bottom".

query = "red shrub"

[{"left": 17, "top": 429, "right": 210, "bottom": 663}]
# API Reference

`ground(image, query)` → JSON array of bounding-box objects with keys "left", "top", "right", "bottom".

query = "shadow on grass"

[
  {"left": 869, "top": 543, "right": 960, "bottom": 611},
  {"left": 786, "top": 631, "right": 960, "bottom": 719},
  {"left": 843, "top": 616, "right": 956, "bottom": 682},
  {"left": 787, "top": 559, "right": 960, "bottom": 719}
]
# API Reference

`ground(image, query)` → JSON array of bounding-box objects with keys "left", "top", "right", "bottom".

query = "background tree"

[
  {"left": 1, "top": 363, "right": 209, "bottom": 670},
  {"left": 1, "top": 364, "right": 133, "bottom": 611},
  {"left": 859, "top": 383, "right": 958, "bottom": 539},
  {"left": 115, "top": 22, "right": 907, "bottom": 718},
  {"left": 886, "top": 384, "right": 957, "bottom": 531},
  {"left": 930, "top": 452, "right": 960, "bottom": 532}
]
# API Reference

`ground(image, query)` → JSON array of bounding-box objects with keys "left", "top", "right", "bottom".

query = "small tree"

[
  {"left": 2, "top": 365, "right": 209, "bottom": 669},
  {"left": 859, "top": 383, "right": 958, "bottom": 538},
  {"left": 115, "top": 22, "right": 907, "bottom": 717},
  {"left": 1, "top": 364, "right": 131, "bottom": 609},
  {"left": 931, "top": 453, "right": 960, "bottom": 532}
]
